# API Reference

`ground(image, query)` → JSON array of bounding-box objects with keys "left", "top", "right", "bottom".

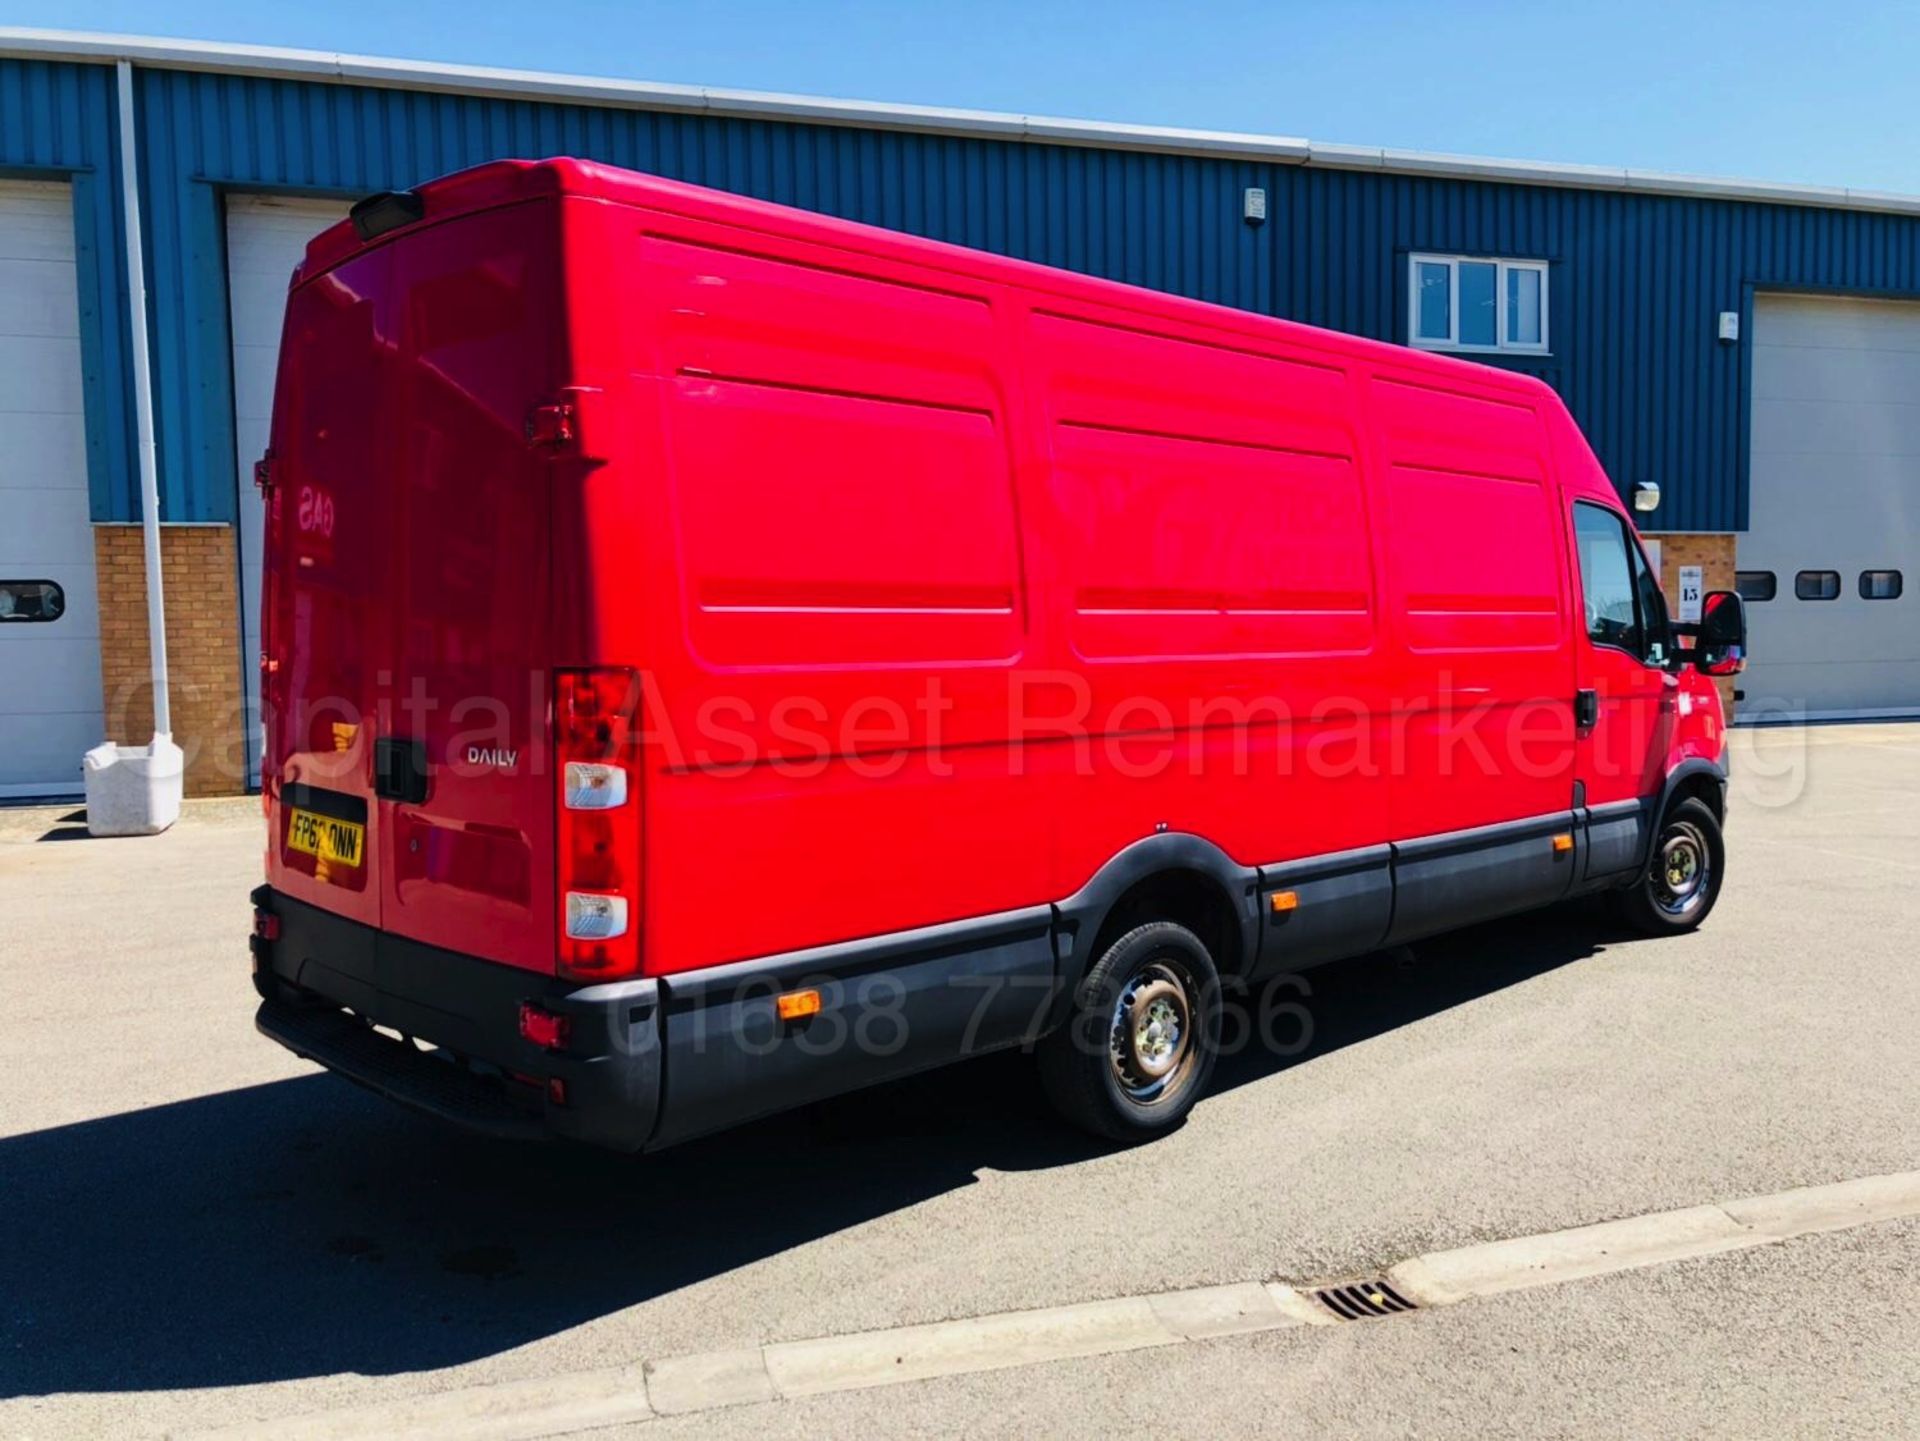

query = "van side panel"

[
  {"left": 1371, "top": 373, "right": 1577, "bottom": 839},
  {"left": 1368, "top": 371, "right": 1581, "bottom": 937},
  {"left": 1023, "top": 305, "right": 1391, "bottom": 891},
  {"left": 610, "top": 215, "right": 1045, "bottom": 979}
]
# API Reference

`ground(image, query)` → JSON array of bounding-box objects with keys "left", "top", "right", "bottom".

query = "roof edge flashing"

[{"left": 1, "top": 26, "right": 1913, "bottom": 215}]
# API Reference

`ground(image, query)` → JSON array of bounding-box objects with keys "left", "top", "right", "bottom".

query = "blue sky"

[{"left": 9, "top": 1, "right": 1920, "bottom": 192}]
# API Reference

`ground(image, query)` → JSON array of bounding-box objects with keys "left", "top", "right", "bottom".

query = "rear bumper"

[
  {"left": 251, "top": 887, "right": 660, "bottom": 1151},
  {"left": 253, "top": 886, "right": 1060, "bottom": 1152}
]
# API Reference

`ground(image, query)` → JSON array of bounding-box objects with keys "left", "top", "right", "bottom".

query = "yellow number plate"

[{"left": 288, "top": 807, "right": 365, "bottom": 869}]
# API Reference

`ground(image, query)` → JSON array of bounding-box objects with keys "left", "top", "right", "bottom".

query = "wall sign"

[{"left": 1678, "top": 564, "right": 1704, "bottom": 623}]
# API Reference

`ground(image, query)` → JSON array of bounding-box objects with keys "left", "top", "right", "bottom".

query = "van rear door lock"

[{"left": 373, "top": 736, "right": 429, "bottom": 804}]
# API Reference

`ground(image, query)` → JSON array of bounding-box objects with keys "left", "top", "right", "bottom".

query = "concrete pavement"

[{"left": 633, "top": 1217, "right": 1920, "bottom": 1441}]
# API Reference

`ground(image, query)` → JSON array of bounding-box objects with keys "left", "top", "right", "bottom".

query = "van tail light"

[
  {"left": 564, "top": 761, "right": 627, "bottom": 809},
  {"left": 555, "top": 669, "right": 641, "bottom": 980}
]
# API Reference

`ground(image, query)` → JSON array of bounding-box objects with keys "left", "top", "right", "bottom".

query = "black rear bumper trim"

[
  {"left": 256, "top": 1000, "right": 548, "bottom": 1141},
  {"left": 251, "top": 888, "right": 662, "bottom": 1151}
]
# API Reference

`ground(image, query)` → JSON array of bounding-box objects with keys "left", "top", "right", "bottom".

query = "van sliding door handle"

[{"left": 1574, "top": 689, "right": 1599, "bottom": 729}]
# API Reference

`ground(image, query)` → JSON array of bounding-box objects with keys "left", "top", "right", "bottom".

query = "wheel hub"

[
  {"left": 1652, "top": 821, "right": 1711, "bottom": 916},
  {"left": 1109, "top": 963, "right": 1196, "bottom": 1101},
  {"left": 1664, "top": 840, "right": 1699, "bottom": 892},
  {"left": 1130, "top": 981, "right": 1185, "bottom": 1076}
]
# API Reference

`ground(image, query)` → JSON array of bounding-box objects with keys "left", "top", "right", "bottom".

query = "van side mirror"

[{"left": 1695, "top": 590, "right": 1746, "bottom": 676}]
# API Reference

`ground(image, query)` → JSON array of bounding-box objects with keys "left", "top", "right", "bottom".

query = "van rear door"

[
  {"left": 263, "top": 244, "right": 398, "bottom": 934},
  {"left": 266, "top": 200, "right": 562, "bottom": 973},
  {"left": 375, "top": 204, "right": 563, "bottom": 973}
]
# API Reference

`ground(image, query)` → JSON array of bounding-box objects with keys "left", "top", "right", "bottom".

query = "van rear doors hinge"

[
  {"left": 525, "top": 387, "right": 610, "bottom": 459},
  {"left": 524, "top": 401, "right": 576, "bottom": 448}
]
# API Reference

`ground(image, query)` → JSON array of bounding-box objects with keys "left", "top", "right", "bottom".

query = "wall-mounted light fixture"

[{"left": 1243, "top": 187, "right": 1267, "bottom": 226}]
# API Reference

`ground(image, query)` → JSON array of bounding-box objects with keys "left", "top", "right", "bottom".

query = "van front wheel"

[
  {"left": 1614, "top": 796, "right": 1725, "bottom": 935},
  {"left": 1038, "top": 921, "right": 1221, "bottom": 1143}
]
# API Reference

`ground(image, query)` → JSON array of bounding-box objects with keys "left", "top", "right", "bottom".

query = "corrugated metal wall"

[
  {"left": 0, "top": 57, "right": 132, "bottom": 520},
  {"left": 8, "top": 58, "right": 1920, "bottom": 530}
]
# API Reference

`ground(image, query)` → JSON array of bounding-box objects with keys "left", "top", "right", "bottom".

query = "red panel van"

[{"left": 250, "top": 158, "right": 1745, "bottom": 1149}]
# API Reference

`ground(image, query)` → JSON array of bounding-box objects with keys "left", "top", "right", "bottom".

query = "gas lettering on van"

[
  {"left": 250, "top": 158, "right": 1745, "bottom": 1154},
  {"left": 295, "top": 483, "right": 334, "bottom": 538}
]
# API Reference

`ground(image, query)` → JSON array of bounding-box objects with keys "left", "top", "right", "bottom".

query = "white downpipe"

[
  {"left": 81, "top": 60, "right": 182, "bottom": 833},
  {"left": 115, "top": 57, "right": 170, "bottom": 738}
]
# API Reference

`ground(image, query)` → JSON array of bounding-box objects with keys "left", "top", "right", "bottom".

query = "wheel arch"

[
  {"left": 1052, "top": 834, "right": 1261, "bottom": 1008},
  {"left": 1658, "top": 757, "right": 1728, "bottom": 827},
  {"left": 1629, "top": 756, "right": 1729, "bottom": 881}
]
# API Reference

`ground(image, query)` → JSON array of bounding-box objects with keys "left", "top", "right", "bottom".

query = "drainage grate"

[{"left": 1314, "top": 1279, "right": 1419, "bottom": 1320}]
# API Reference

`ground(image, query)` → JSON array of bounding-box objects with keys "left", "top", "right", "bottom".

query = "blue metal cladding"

[
  {"left": 7, "top": 58, "right": 1920, "bottom": 529},
  {"left": 126, "top": 70, "right": 1295, "bottom": 526},
  {"left": 0, "top": 58, "right": 133, "bottom": 522}
]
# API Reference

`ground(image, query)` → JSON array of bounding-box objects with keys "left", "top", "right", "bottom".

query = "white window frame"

[{"left": 1408, "top": 253, "right": 1550, "bottom": 356}]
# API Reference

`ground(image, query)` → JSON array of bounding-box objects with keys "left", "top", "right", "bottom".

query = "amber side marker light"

[
  {"left": 1270, "top": 891, "right": 1299, "bottom": 914},
  {"left": 1552, "top": 834, "right": 1575, "bottom": 854},
  {"left": 777, "top": 989, "right": 822, "bottom": 1022}
]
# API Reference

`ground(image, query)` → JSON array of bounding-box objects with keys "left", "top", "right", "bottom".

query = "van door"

[
  {"left": 1371, "top": 381, "right": 1581, "bottom": 946},
  {"left": 373, "top": 205, "right": 562, "bottom": 973},
  {"left": 1569, "top": 501, "right": 1678, "bottom": 877},
  {"left": 1375, "top": 388, "right": 1579, "bottom": 817},
  {"left": 263, "top": 247, "right": 398, "bottom": 933}
]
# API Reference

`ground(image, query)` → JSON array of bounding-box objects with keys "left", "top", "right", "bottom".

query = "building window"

[
  {"left": 0, "top": 580, "right": 64, "bottom": 622},
  {"left": 1735, "top": 571, "right": 1777, "bottom": 602},
  {"left": 1795, "top": 570, "right": 1841, "bottom": 601},
  {"left": 1860, "top": 570, "right": 1904, "bottom": 600},
  {"left": 1409, "top": 254, "right": 1549, "bottom": 354}
]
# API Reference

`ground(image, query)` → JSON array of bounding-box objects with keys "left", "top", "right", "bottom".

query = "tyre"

[
  {"left": 1612, "top": 796, "right": 1725, "bottom": 935},
  {"left": 1038, "top": 920, "right": 1221, "bottom": 1143}
]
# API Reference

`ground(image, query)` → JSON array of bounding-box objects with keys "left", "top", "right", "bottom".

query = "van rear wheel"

[
  {"left": 1038, "top": 921, "right": 1220, "bottom": 1143},
  {"left": 1613, "top": 797, "right": 1724, "bottom": 935}
]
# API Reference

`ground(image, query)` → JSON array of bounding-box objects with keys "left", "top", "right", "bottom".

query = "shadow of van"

[{"left": 0, "top": 903, "right": 1615, "bottom": 1398}]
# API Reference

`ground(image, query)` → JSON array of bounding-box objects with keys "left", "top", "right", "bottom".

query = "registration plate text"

[{"left": 288, "top": 807, "right": 365, "bottom": 869}]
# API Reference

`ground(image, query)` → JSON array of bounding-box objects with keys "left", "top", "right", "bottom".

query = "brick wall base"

[
  {"left": 1642, "top": 531, "right": 1739, "bottom": 716},
  {"left": 94, "top": 524, "right": 248, "bottom": 798}
]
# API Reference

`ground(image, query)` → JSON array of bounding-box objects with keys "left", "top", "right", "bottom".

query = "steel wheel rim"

[
  {"left": 1109, "top": 960, "right": 1198, "bottom": 1104},
  {"left": 1651, "top": 820, "right": 1711, "bottom": 917}
]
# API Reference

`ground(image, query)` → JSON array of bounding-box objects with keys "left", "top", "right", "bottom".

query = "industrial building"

[{"left": 2, "top": 28, "right": 1917, "bottom": 797}]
